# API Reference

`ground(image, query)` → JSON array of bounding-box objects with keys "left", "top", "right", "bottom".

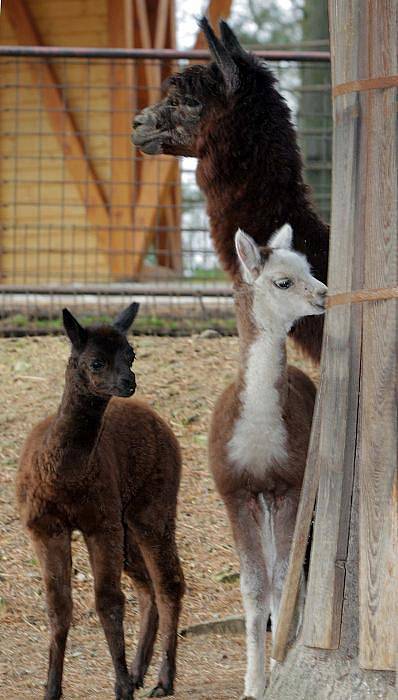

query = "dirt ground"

[{"left": 0, "top": 334, "right": 318, "bottom": 700}]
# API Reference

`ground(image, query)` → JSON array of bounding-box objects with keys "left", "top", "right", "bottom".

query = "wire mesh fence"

[{"left": 0, "top": 47, "right": 331, "bottom": 335}]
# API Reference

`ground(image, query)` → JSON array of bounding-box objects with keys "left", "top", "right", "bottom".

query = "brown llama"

[
  {"left": 16, "top": 304, "right": 184, "bottom": 700},
  {"left": 208, "top": 225, "right": 327, "bottom": 699},
  {"left": 132, "top": 18, "right": 329, "bottom": 363}
]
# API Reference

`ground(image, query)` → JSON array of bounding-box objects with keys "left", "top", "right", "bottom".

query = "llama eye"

[
  {"left": 273, "top": 278, "right": 294, "bottom": 289},
  {"left": 91, "top": 359, "right": 104, "bottom": 371}
]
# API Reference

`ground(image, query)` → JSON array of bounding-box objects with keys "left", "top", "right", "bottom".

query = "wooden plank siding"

[
  {"left": 0, "top": 0, "right": 111, "bottom": 283},
  {"left": 0, "top": 0, "right": 188, "bottom": 283}
]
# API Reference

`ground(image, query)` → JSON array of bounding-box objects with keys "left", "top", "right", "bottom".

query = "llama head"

[
  {"left": 132, "top": 18, "right": 270, "bottom": 157},
  {"left": 235, "top": 226, "right": 327, "bottom": 330},
  {"left": 62, "top": 303, "right": 139, "bottom": 398}
]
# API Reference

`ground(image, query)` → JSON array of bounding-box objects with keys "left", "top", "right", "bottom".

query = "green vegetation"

[
  {"left": 189, "top": 268, "right": 227, "bottom": 281},
  {"left": 0, "top": 313, "right": 237, "bottom": 337}
]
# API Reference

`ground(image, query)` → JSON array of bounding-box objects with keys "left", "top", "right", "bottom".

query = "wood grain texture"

[
  {"left": 327, "top": 287, "right": 398, "bottom": 307},
  {"left": 272, "top": 388, "right": 322, "bottom": 661},
  {"left": 302, "top": 0, "right": 364, "bottom": 650},
  {"left": 302, "top": 99, "right": 363, "bottom": 651},
  {"left": 302, "top": 0, "right": 397, "bottom": 667},
  {"left": 357, "top": 0, "right": 397, "bottom": 670}
]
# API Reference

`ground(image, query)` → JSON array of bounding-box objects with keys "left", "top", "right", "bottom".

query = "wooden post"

[
  {"left": 268, "top": 0, "right": 397, "bottom": 691},
  {"left": 301, "top": 0, "right": 397, "bottom": 666},
  {"left": 354, "top": 0, "right": 397, "bottom": 670}
]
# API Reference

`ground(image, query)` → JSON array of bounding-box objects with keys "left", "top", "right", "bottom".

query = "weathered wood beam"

[
  {"left": 265, "top": 2, "right": 397, "bottom": 694},
  {"left": 301, "top": 0, "right": 364, "bottom": 650},
  {"left": 302, "top": 2, "right": 397, "bottom": 668},
  {"left": 272, "top": 397, "right": 322, "bottom": 661},
  {"left": 355, "top": 0, "right": 397, "bottom": 671}
]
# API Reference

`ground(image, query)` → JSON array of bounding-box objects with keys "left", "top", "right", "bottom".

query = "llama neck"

[
  {"left": 228, "top": 295, "right": 288, "bottom": 476},
  {"left": 238, "top": 305, "right": 288, "bottom": 408},
  {"left": 42, "top": 359, "right": 109, "bottom": 481},
  {"left": 196, "top": 121, "right": 328, "bottom": 283},
  {"left": 203, "top": 179, "right": 328, "bottom": 283},
  {"left": 233, "top": 281, "right": 258, "bottom": 362}
]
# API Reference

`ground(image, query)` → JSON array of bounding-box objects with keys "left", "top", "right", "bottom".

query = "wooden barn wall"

[{"left": 0, "top": 0, "right": 120, "bottom": 284}]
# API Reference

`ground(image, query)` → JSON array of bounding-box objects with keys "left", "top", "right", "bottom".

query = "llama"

[
  {"left": 16, "top": 303, "right": 184, "bottom": 700},
  {"left": 208, "top": 225, "right": 327, "bottom": 699},
  {"left": 132, "top": 18, "right": 329, "bottom": 363}
]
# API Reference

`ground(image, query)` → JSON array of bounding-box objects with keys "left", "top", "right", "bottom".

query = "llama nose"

[
  {"left": 133, "top": 115, "right": 145, "bottom": 129},
  {"left": 119, "top": 375, "right": 136, "bottom": 396},
  {"left": 133, "top": 108, "right": 157, "bottom": 130}
]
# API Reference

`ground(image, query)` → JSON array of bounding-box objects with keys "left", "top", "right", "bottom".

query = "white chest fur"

[{"left": 227, "top": 330, "right": 288, "bottom": 478}]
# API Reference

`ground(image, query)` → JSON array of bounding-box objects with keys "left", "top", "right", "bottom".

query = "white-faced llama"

[
  {"left": 16, "top": 304, "right": 184, "bottom": 700},
  {"left": 208, "top": 226, "right": 327, "bottom": 699},
  {"left": 132, "top": 18, "right": 329, "bottom": 362}
]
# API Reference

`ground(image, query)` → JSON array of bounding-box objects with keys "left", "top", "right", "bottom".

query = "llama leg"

[
  {"left": 31, "top": 530, "right": 72, "bottom": 700},
  {"left": 269, "top": 492, "right": 304, "bottom": 663},
  {"left": 124, "top": 534, "right": 158, "bottom": 688},
  {"left": 227, "top": 497, "right": 270, "bottom": 700},
  {"left": 130, "top": 523, "right": 185, "bottom": 697},
  {"left": 84, "top": 530, "right": 132, "bottom": 700}
]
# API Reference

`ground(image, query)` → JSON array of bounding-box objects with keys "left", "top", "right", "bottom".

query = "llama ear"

[
  {"left": 219, "top": 21, "right": 246, "bottom": 57},
  {"left": 113, "top": 302, "right": 140, "bottom": 334},
  {"left": 62, "top": 308, "right": 88, "bottom": 350},
  {"left": 235, "top": 229, "right": 263, "bottom": 280},
  {"left": 269, "top": 224, "right": 293, "bottom": 250},
  {"left": 199, "top": 17, "right": 239, "bottom": 94}
]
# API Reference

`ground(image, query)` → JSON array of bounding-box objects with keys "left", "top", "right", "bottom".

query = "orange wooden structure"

[{"left": 0, "top": 0, "right": 232, "bottom": 283}]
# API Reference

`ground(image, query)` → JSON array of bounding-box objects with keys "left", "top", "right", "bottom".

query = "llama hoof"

[
  {"left": 147, "top": 684, "right": 172, "bottom": 697},
  {"left": 240, "top": 685, "right": 268, "bottom": 700},
  {"left": 131, "top": 673, "right": 144, "bottom": 689},
  {"left": 44, "top": 685, "right": 62, "bottom": 700},
  {"left": 115, "top": 678, "right": 135, "bottom": 699}
]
